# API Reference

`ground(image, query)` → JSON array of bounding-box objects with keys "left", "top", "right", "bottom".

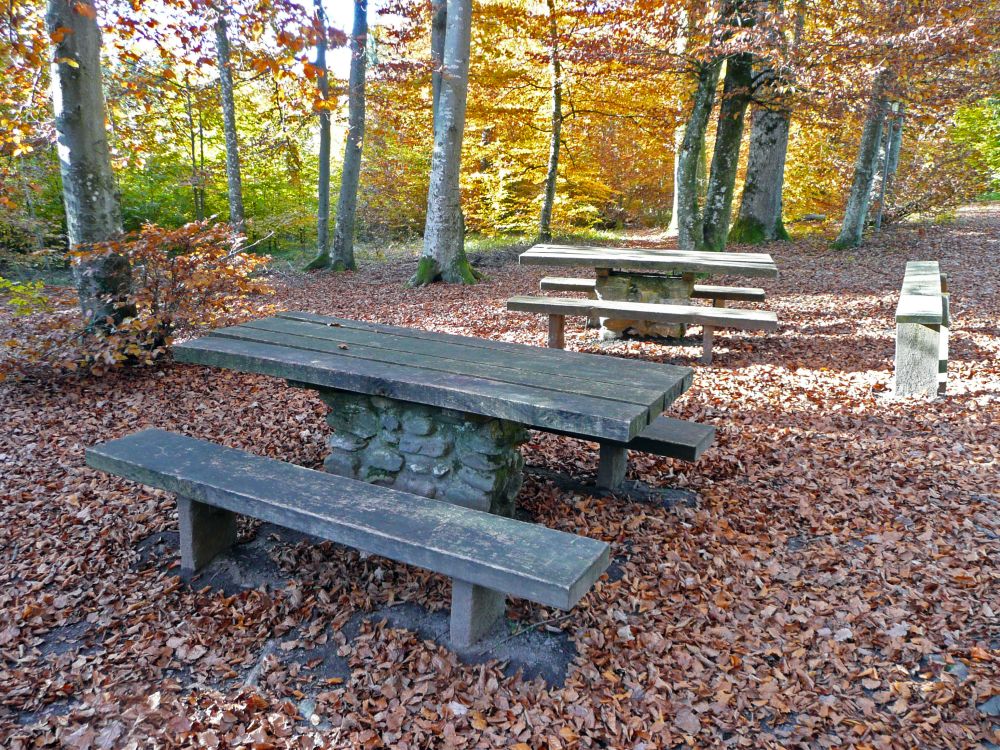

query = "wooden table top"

[
  {"left": 520, "top": 243, "right": 779, "bottom": 278},
  {"left": 173, "top": 312, "right": 693, "bottom": 443}
]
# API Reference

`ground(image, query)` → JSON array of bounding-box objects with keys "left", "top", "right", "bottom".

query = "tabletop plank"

[
  {"left": 215, "top": 319, "right": 673, "bottom": 410},
  {"left": 278, "top": 311, "right": 692, "bottom": 392},
  {"left": 173, "top": 335, "right": 655, "bottom": 442},
  {"left": 520, "top": 244, "right": 779, "bottom": 278}
]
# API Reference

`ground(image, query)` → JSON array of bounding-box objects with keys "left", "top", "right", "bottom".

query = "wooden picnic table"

[
  {"left": 173, "top": 312, "right": 697, "bottom": 508},
  {"left": 519, "top": 243, "right": 778, "bottom": 339}
]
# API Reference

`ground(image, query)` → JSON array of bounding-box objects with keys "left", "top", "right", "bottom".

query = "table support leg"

[
  {"left": 596, "top": 444, "right": 627, "bottom": 489},
  {"left": 450, "top": 579, "right": 505, "bottom": 648}
]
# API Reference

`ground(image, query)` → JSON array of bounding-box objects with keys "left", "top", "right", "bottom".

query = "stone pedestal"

[
  {"left": 316, "top": 390, "right": 529, "bottom": 517},
  {"left": 594, "top": 270, "right": 693, "bottom": 339}
]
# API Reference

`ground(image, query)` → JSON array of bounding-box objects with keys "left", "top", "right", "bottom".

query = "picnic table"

[
  {"left": 173, "top": 312, "right": 708, "bottom": 508},
  {"left": 519, "top": 243, "right": 778, "bottom": 339}
]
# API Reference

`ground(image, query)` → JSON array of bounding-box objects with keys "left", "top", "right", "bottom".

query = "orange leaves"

[{"left": 71, "top": 1, "right": 97, "bottom": 20}]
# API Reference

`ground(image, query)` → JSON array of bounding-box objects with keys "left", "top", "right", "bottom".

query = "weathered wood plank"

[
  {"left": 521, "top": 245, "right": 779, "bottom": 278},
  {"left": 226, "top": 317, "right": 672, "bottom": 408},
  {"left": 540, "top": 277, "right": 598, "bottom": 292},
  {"left": 507, "top": 296, "right": 778, "bottom": 331},
  {"left": 276, "top": 311, "right": 692, "bottom": 392},
  {"left": 896, "top": 260, "right": 943, "bottom": 324},
  {"left": 624, "top": 416, "right": 715, "bottom": 461},
  {"left": 173, "top": 335, "right": 651, "bottom": 442},
  {"left": 691, "top": 284, "right": 766, "bottom": 302},
  {"left": 86, "top": 429, "right": 610, "bottom": 610}
]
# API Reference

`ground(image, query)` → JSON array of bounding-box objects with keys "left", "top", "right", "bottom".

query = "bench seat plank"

[
  {"left": 224, "top": 317, "right": 671, "bottom": 409},
  {"left": 896, "top": 260, "right": 944, "bottom": 324},
  {"left": 540, "top": 277, "right": 597, "bottom": 292},
  {"left": 506, "top": 295, "right": 778, "bottom": 331},
  {"left": 86, "top": 430, "right": 610, "bottom": 611},
  {"left": 691, "top": 284, "right": 766, "bottom": 302},
  {"left": 276, "top": 312, "right": 691, "bottom": 393},
  {"left": 174, "top": 336, "right": 652, "bottom": 443},
  {"left": 625, "top": 416, "right": 715, "bottom": 461}
]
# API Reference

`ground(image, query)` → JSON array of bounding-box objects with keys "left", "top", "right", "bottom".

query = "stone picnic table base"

[
  {"left": 315, "top": 387, "right": 528, "bottom": 518},
  {"left": 594, "top": 269, "right": 695, "bottom": 340}
]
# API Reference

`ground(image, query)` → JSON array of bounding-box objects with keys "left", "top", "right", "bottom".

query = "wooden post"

[
  {"left": 450, "top": 579, "right": 505, "bottom": 648},
  {"left": 701, "top": 326, "right": 715, "bottom": 364},
  {"left": 548, "top": 314, "right": 565, "bottom": 349},
  {"left": 177, "top": 496, "right": 238, "bottom": 572},
  {"left": 596, "top": 444, "right": 627, "bottom": 489}
]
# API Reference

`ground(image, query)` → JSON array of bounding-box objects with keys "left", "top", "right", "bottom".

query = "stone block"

[
  {"left": 364, "top": 446, "right": 405, "bottom": 473},
  {"left": 595, "top": 270, "right": 693, "bottom": 339},
  {"left": 399, "top": 433, "right": 452, "bottom": 458},
  {"left": 402, "top": 414, "right": 434, "bottom": 435},
  {"left": 324, "top": 450, "right": 360, "bottom": 477},
  {"left": 328, "top": 432, "right": 367, "bottom": 452}
]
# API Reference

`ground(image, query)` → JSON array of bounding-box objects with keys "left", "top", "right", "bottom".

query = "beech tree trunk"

[
  {"left": 431, "top": 0, "right": 446, "bottom": 123},
  {"left": 329, "top": 0, "right": 368, "bottom": 271},
  {"left": 304, "top": 0, "right": 332, "bottom": 270},
  {"left": 411, "top": 0, "right": 476, "bottom": 286},
  {"left": 730, "top": 105, "right": 791, "bottom": 243},
  {"left": 46, "top": 0, "right": 134, "bottom": 331},
  {"left": 885, "top": 107, "right": 904, "bottom": 187},
  {"left": 675, "top": 60, "right": 722, "bottom": 251},
  {"left": 834, "top": 72, "right": 890, "bottom": 249},
  {"left": 537, "top": 0, "right": 561, "bottom": 243},
  {"left": 215, "top": 10, "right": 245, "bottom": 232},
  {"left": 702, "top": 52, "right": 753, "bottom": 251},
  {"left": 667, "top": 127, "right": 684, "bottom": 233}
]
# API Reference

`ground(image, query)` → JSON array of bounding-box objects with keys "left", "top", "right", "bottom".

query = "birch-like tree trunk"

[
  {"left": 730, "top": 105, "right": 791, "bottom": 242},
  {"left": 215, "top": 9, "right": 245, "bottom": 233},
  {"left": 410, "top": 0, "right": 476, "bottom": 286},
  {"left": 329, "top": 0, "right": 368, "bottom": 271},
  {"left": 431, "top": 0, "right": 446, "bottom": 122},
  {"left": 667, "top": 127, "right": 684, "bottom": 234},
  {"left": 702, "top": 52, "right": 753, "bottom": 251},
  {"left": 305, "top": 0, "right": 334, "bottom": 270},
  {"left": 46, "top": 0, "right": 134, "bottom": 331},
  {"left": 537, "top": 0, "right": 562, "bottom": 242},
  {"left": 675, "top": 60, "right": 722, "bottom": 251},
  {"left": 884, "top": 106, "right": 904, "bottom": 187},
  {"left": 834, "top": 71, "right": 890, "bottom": 249}
]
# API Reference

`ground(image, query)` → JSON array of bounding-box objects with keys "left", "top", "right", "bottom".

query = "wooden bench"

[
  {"left": 540, "top": 276, "right": 766, "bottom": 306},
  {"left": 507, "top": 295, "right": 778, "bottom": 364},
  {"left": 553, "top": 415, "right": 715, "bottom": 488},
  {"left": 86, "top": 429, "right": 610, "bottom": 648},
  {"left": 894, "top": 261, "right": 950, "bottom": 397}
]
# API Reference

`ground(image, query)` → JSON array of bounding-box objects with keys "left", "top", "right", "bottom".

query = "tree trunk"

[
  {"left": 675, "top": 60, "right": 722, "bottom": 251},
  {"left": 215, "top": 10, "right": 245, "bottom": 233},
  {"left": 667, "top": 127, "right": 684, "bottom": 234},
  {"left": 730, "top": 105, "right": 791, "bottom": 243},
  {"left": 330, "top": 0, "right": 367, "bottom": 271},
  {"left": 833, "top": 71, "right": 890, "bottom": 249},
  {"left": 702, "top": 52, "right": 753, "bottom": 251},
  {"left": 410, "top": 0, "right": 476, "bottom": 286},
  {"left": 431, "top": 0, "right": 446, "bottom": 124},
  {"left": 46, "top": 0, "right": 134, "bottom": 331},
  {"left": 537, "top": 0, "right": 561, "bottom": 243},
  {"left": 884, "top": 106, "right": 904, "bottom": 187},
  {"left": 305, "top": 0, "right": 333, "bottom": 270}
]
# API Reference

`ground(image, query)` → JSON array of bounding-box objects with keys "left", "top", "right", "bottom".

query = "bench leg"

[
  {"left": 450, "top": 579, "right": 506, "bottom": 648},
  {"left": 596, "top": 444, "right": 627, "bottom": 490},
  {"left": 701, "top": 326, "right": 715, "bottom": 365},
  {"left": 548, "top": 314, "right": 566, "bottom": 349},
  {"left": 177, "top": 496, "right": 238, "bottom": 572}
]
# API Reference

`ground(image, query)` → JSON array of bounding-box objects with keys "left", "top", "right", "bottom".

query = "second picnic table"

[
  {"left": 173, "top": 312, "right": 713, "bottom": 511},
  {"left": 518, "top": 243, "right": 779, "bottom": 340}
]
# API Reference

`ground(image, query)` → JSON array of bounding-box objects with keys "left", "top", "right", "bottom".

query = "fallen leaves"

[{"left": 0, "top": 206, "right": 998, "bottom": 748}]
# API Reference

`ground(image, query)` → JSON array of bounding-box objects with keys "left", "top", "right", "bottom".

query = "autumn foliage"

[{"left": 0, "top": 221, "right": 271, "bottom": 377}]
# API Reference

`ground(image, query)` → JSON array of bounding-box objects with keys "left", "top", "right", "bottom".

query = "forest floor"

[{"left": 1, "top": 204, "right": 998, "bottom": 749}]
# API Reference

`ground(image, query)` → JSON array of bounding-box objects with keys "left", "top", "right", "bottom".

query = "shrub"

[{"left": 1, "top": 221, "right": 273, "bottom": 379}]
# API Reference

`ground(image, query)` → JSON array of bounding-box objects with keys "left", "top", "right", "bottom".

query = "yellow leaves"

[
  {"left": 55, "top": 56, "right": 79, "bottom": 68},
  {"left": 49, "top": 26, "right": 74, "bottom": 43}
]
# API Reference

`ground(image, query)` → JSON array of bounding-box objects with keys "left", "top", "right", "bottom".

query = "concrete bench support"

[
  {"left": 178, "top": 496, "right": 238, "bottom": 572},
  {"left": 597, "top": 445, "right": 628, "bottom": 489},
  {"left": 894, "top": 262, "right": 949, "bottom": 398},
  {"left": 451, "top": 581, "right": 506, "bottom": 647}
]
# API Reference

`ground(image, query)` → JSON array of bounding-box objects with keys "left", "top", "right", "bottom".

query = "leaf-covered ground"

[{"left": 2, "top": 205, "right": 998, "bottom": 749}]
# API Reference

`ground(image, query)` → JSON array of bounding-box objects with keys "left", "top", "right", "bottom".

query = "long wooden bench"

[
  {"left": 507, "top": 295, "right": 778, "bottom": 364},
  {"left": 539, "top": 276, "right": 766, "bottom": 306},
  {"left": 86, "top": 429, "right": 610, "bottom": 648},
  {"left": 894, "top": 261, "right": 950, "bottom": 397}
]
